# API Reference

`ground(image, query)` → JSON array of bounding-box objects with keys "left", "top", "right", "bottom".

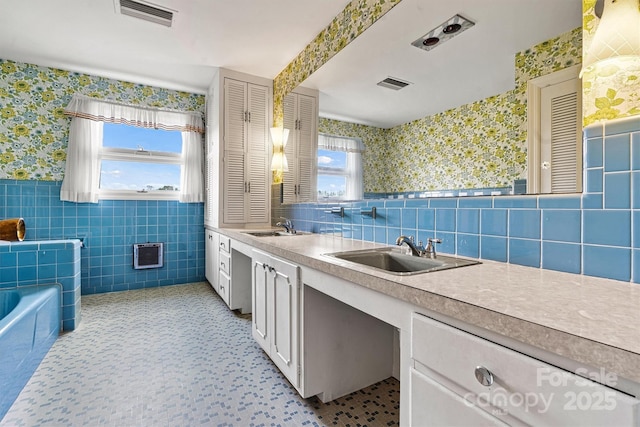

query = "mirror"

[{"left": 296, "top": 0, "right": 583, "bottom": 197}]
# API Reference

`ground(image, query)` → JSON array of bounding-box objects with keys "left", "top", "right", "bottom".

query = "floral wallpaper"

[
  {"left": 0, "top": 59, "right": 204, "bottom": 181},
  {"left": 273, "top": 0, "right": 402, "bottom": 127},
  {"left": 581, "top": 0, "right": 640, "bottom": 126},
  {"left": 320, "top": 28, "right": 582, "bottom": 193}
]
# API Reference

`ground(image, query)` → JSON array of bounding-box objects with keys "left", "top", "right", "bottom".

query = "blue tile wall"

[
  {"left": 273, "top": 116, "right": 640, "bottom": 285},
  {"left": 0, "top": 180, "right": 205, "bottom": 295},
  {"left": 604, "top": 134, "right": 630, "bottom": 172},
  {"left": 542, "top": 241, "right": 581, "bottom": 274}
]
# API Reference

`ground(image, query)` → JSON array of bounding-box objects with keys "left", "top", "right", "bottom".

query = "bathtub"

[{"left": 0, "top": 285, "right": 60, "bottom": 421}]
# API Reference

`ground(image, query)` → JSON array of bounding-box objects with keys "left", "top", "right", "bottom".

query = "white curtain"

[
  {"left": 318, "top": 133, "right": 365, "bottom": 153},
  {"left": 60, "top": 118, "right": 102, "bottom": 203},
  {"left": 64, "top": 94, "right": 204, "bottom": 132},
  {"left": 180, "top": 131, "right": 204, "bottom": 203},
  {"left": 318, "top": 133, "right": 365, "bottom": 200},
  {"left": 346, "top": 151, "right": 363, "bottom": 200},
  {"left": 61, "top": 94, "right": 205, "bottom": 203}
]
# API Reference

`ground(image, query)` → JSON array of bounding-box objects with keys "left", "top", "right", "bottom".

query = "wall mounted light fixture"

[
  {"left": 270, "top": 127, "right": 289, "bottom": 172},
  {"left": 581, "top": 0, "right": 640, "bottom": 76}
]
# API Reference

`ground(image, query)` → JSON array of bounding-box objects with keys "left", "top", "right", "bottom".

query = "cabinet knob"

[{"left": 474, "top": 366, "right": 494, "bottom": 387}]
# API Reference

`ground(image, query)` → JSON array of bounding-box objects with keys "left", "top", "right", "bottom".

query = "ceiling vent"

[
  {"left": 117, "top": 0, "right": 175, "bottom": 27},
  {"left": 412, "top": 14, "right": 475, "bottom": 52},
  {"left": 377, "top": 77, "right": 411, "bottom": 91}
]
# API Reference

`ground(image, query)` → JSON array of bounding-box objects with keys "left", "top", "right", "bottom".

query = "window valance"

[
  {"left": 318, "top": 133, "right": 365, "bottom": 153},
  {"left": 64, "top": 94, "right": 204, "bottom": 133}
]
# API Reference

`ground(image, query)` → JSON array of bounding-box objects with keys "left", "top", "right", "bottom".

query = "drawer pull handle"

[{"left": 474, "top": 366, "right": 494, "bottom": 387}]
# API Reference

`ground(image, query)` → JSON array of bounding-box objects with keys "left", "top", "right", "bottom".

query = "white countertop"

[{"left": 215, "top": 227, "right": 640, "bottom": 384}]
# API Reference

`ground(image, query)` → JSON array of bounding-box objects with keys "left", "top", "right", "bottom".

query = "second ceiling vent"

[
  {"left": 117, "top": 0, "right": 175, "bottom": 27},
  {"left": 377, "top": 77, "right": 412, "bottom": 91}
]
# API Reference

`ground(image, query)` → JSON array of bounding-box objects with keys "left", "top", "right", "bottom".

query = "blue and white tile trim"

[
  {"left": 0, "top": 239, "right": 80, "bottom": 330},
  {"left": 277, "top": 115, "right": 640, "bottom": 285},
  {"left": 363, "top": 185, "right": 513, "bottom": 200},
  {"left": 0, "top": 180, "right": 205, "bottom": 295}
]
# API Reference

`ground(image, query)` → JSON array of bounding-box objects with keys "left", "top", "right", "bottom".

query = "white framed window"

[
  {"left": 61, "top": 94, "right": 204, "bottom": 203},
  {"left": 317, "top": 134, "right": 364, "bottom": 201},
  {"left": 99, "top": 123, "right": 183, "bottom": 200}
]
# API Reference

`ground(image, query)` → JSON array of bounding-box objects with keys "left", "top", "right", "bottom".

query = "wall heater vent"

[
  {"left": 116, "top": 0, "right": 175, "bottom": 27},
  {"left": 133, "top": 243, "right": 164, "bottom": 269}
]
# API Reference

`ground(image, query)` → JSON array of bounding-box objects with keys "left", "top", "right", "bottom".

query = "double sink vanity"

[{"left": 204, "top": 226, "right": 640, "bottom": 426}]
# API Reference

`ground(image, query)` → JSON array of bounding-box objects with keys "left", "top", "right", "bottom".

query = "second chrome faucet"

[{"left": 396, "top": 235, "right": 441, "bottom": 258}]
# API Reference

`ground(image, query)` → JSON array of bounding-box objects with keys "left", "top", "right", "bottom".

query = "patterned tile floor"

[{"left": 1, "top": 282, "right": 399, "bottom": 427}]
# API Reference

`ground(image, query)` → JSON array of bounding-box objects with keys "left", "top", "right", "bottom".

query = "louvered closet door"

[
  {"left": 296, "top": 94, "right": 317, "bottom": 202},
  {"left": 223, "top": 151, "right": 246, "bottom": 224},
  {"left": 282, "top": 93, "right": 297, "bottom": 203},
  {"left": 540, "top": 78, "right": 582, "bottom": 193},
  {"left": 246, "top": 83, "right": 269, "bottom": 223},
  {"left": 296, "top": 158, "right": 314, "bottom": 202},
  {"left": 224, "top": 79, "right": 247, "bottom": 152}
]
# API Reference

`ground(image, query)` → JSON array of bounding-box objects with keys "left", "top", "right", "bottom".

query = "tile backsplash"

[
  {"left": 0, "top": 180, "right": 205, "bottom": 294},
  {"left": 275, "top": 116, "right": 640, "bottom": 285}
]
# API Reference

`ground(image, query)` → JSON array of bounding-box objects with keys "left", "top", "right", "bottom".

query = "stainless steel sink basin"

[
  {"left": 324, "top": 247, "right": 480, "bottom": 275},
  {"left": 245, "top": 230, "right": 303, "bottom": 237}
]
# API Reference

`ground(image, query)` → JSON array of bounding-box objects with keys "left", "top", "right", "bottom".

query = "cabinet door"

[
  {"left": 204, "top": 230, "right": 218, "bottom": 287},
  {"left": 223, "top": 150, "right": 246, "bottom": 224},
  {"left": 411, "top": 368, "right": 507, "bottom": 427},
  {"left": 224, "top": 78, "right": 246, "bottom": 152},
  {"left": 296, "top": 157, "right": 314, "bottom": 203},
  {"left": 270, "top": 255, "right": 300, "bottom": 388},
  {"left": 295, "top": 94, "right": 317, "bottom": 202},
  {"left": 247, "top": 150, "right": 269, "bottom": 223},
  {"left": 282, "top": 93, "right": 297, "bottom": 203},
  {"left": 246, "top": 83, "right": 270, "bottom": 223},
  {"left": 251, "top": 255, "right": 270, "bottom": 354}
]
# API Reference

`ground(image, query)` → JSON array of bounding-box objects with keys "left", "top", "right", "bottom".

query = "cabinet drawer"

[
  {"left": 411, "top": 367, "right": 507, "bottom": 427},
  {"left": 219, "top": 235, "right": 231, "bottom": 253},
  {"left": 412, "top": 313, "right": 640, "bottom": 426},
  {"left": 219, "top": 251, "right": 231, "bottom": 276},
  {"left": 218, "top": 271, "right": 230, "bottom": 304}
]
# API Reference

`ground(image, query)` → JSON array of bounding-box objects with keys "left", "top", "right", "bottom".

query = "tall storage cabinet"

[
  {"left": 283, "top": 87, "right": 318, "bottom": 204},
  {"left": 204, "top": 68, "right": 273, "bottom": 229}
]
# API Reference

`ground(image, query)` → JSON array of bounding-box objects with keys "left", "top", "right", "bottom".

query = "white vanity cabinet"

[
  {"left": 410, "top": 313, "right": 640, "bottom": 426},
  {"left": 251, "top": 249, "right": 300, "bottom": 387},
  {"left": 208, "top": 234, "right": 251, "bottom": 313},
  {"left": 282, "top": 88, "right": 318, "bottom": 203},
  {"left": 205, "top": 68, "right": 272, "bottom": 229},
  {"left": 204, "top": 228, "right": 219, "bottom": 288}
]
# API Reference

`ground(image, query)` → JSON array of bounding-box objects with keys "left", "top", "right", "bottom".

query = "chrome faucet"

[
  {"left": 395, "top": 235, "right": 425, "bottom": 257},
  {"left": 276, "top": 217, "right": 295, "bottom": 234},
  {"left": 424, "top": 238, "right": 442, "bottom": 259}
]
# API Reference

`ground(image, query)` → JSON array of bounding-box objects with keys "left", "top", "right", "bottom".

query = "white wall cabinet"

[
  {"left": 252, "top": 249, "right": 300, "bottom": 387},
  {"left": 410, "top": 313, "right": 640, "bottom": 426},
  {"left": 283, "top": 88, "right": 318, "bottom": 203},
  {"left": 205, "top": 69, "right": 272, "bottom": 228}
]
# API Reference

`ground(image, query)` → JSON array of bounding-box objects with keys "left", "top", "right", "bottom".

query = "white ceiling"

[
  {"left": 0, "top": 0, "right": 352, "bottom": 94},
  {"left": 0, "top": 0, "right": 582, "bottom": 128}
]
